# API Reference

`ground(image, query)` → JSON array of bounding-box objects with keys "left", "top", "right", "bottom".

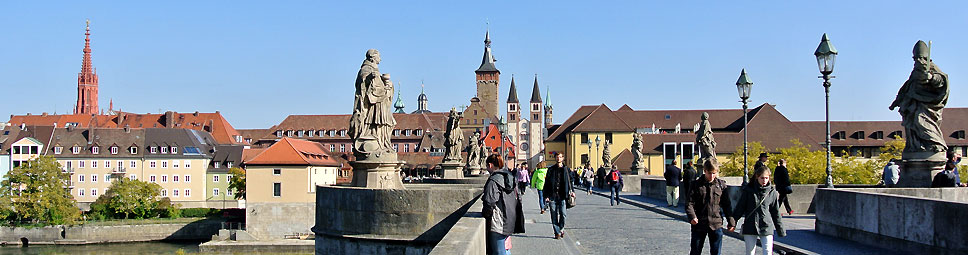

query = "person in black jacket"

[
  {"left": 664, "top": 160, "right": 682, "bottom": 207},
  {"left": 483, "top": 154, "right": 523, "bottom": 255},
  {"left": 773, "top": 159, "right": 794, "bottom": 215},
  {"left": 543, "top": 152, "right": 574, "bottom": 239},
  {"left": 682, "top": 161, "right": 698, "bottom": 204},
  {"left": 932, "top": 161, "right": 960, "bottom": 188},
  {"left": 686, "top": 159, "right": 735, "bottom": 255}
]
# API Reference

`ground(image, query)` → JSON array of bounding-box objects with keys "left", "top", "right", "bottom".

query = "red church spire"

[{"left": 75, "top": 19, "right": 99, "bottom": 115}]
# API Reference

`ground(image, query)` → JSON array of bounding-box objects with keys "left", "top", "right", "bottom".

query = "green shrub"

[{"left": 180, "top": 208, "right": 213, "bottom": 218}]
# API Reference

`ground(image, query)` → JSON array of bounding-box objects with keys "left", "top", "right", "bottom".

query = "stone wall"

[
  {"left": 245, "top": 202, "right": 316, "bottom": 240},
  {"left": 428, "top": 197, "right": 485, "bottom": 255},
  {"left": 816, "top": 188, "right": 968, "bottom": 254},
  {"left": 0, "top": 219, "right": 221, "bottom": 244}
]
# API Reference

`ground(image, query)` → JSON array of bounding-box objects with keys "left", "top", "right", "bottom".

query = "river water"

[{"left": 0, "top": 241, "right": 202, "bottom": 255}]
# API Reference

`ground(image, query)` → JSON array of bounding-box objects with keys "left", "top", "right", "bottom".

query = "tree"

[
  {"left": 721, "top": 141, "right": 766, "bottom": 179},
  {"left": 723, "top": 139, "right": 881, "bottom": 185},
  {"left": 0, "top": 156, "right": 80, "bottom": 225},
  {"left": 228, "top": 167, "right": 246, "bottom": 200},
  {"left": 91, "top": 178, "right": 173, "bottom": 219}
]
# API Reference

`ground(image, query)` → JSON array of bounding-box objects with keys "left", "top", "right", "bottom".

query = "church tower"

[
  {"left": 475, "top": 29, "right": 500, "bottom": 118},
  {"left": 544, "top": 85, "right": 554, "bottom": 130},
  {"left": 412, "top": 82, "right": 430, "bottom": 114},
  {"left": 75, "top": 20, "right": 99, "bottom": 115},
  {"left": 506, "top": 76, "right": 519, "bottom": 123},
  {"left": 527, "top": 75, "right": 544, "bottom": 167}
]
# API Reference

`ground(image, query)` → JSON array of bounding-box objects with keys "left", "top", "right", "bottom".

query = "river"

[{"left": 0, "top": 241, "right": 202, "bottom": 255}]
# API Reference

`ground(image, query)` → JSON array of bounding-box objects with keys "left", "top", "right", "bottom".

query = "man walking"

[
  {"left": 607, "top": 165, "right": 623, "bottom": 206},
  {"left": 754, "top": 153, "right": 769, "bottom": 171},
  {"left": 664, "top": 160, "right": 682, "bottom": 207},
  {"left": 543, "top": 152, "right": 574, "bottom": 239},
  {"left": 682, "top": 161, "right": 698, "bottom": 203},
  {"left": 774, "top": 159, "right": 794, "bottom": 215},
  {"left": 686, "top": 159, "right": 735, "bottom": 255}
]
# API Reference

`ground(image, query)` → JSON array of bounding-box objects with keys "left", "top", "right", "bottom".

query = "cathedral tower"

[
  {"left": 475, "top": 29, "right": 500, "bottom": 118},
  {"left": 75, "top": 20, "right": 99, "bottom": 115}
]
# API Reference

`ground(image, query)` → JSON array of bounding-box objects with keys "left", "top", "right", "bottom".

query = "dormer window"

[
  {"left": 340, "top": 130, "right": 346, "bottom": 137},
  {"left": 150, "top": 147, "right": 158, "bottom": 154},
  {"left": 214, "top": 161, "right": 220, "bottom": 168},
  {"left": 306, "top": 130, "right": 314, "bottom": 137},
  {"left": 405, "top": 129, "right": 412, "bottom": 136},
  {"left": 226, "top": 161, "right": 233, "bottom": 168},
  {"left": 297, "top": 130, "right": 304, "bottom": 137},
  {"left": 110, "top": 146, "right": 119, "bottom": 155},
  {"left": 161, "top": 146, "right": 169, "bottom": 154},
  {"left": 393, "top": 129, "right": 401, "bottom": 136},
  {"left": 54, "top": 147, "right": 63, "bottom": 154},
  {"left": 873, "top": 131, "right": 885, "bottom": 140},
  {"left": 92, "top": 146, "right": 100, "bottom": 154},
  {"left": 130, "top": 147, "right": 138, "bottom": 154},
  {"left": 286, "top": 130, "right": 294, "bottom": 137},
  {"left": 171, "top": 146, "right": 178, "bottom": 154},
  {"left": 275, "top": 130, "right": 282, "bottom": 137},
  {"left": 72, "top": 146, "right": 80, "bottom": 154}
]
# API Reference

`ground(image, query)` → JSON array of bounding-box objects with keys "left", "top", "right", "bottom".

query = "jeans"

[
  {"left": 487, "top": 231, "right": 509, "bottom": 255},
  {"left": 690, "top": 227, "right": 723, "bottom": 255},
  {"left": 549, "top": 199, "right": 567, "bottom": 235},
  {"left": 666, "top": 186, "right": 680, "bottom": 206},
  {"left": 743, "top": 234, "right": 773, "bottom": 255},
  {"left": 610, "top": 184, "right": 621, "bottom": 206},
  {"left": 536, "top": 190, "right": 547, "bottom": 211}
]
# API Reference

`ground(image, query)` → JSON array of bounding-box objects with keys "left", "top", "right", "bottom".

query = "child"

[{"left": 685, "top": 159, "right": 735, "bottom": 255}]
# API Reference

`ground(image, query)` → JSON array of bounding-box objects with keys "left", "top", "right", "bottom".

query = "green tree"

[
  {"left": 228, "top": 167, "right": 245, "bottom": 200},
  {"left": 0, "top": 156, "right": 80, "bottom": 225},
  {"left": 91, "top": 178, "right": 174, "bottom": 219},
  {"left": 724, "top": 139, "right": 882, "bottom": 185},
  {"left": 721, "top": 141, "right": 766, "bottom": 179}
]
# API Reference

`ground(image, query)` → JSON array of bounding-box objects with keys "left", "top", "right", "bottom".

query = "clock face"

[{"left": 521, "top": 142, "right": 529, "bottom": 151}]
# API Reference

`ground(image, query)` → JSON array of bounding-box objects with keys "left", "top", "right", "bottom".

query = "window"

[
  {"left": 79, "top": 189, "right": 85, "bottom": 197},
  {"left": 161, "top": 175, "right": 168, "bottom": 183},
  {"left": 92, "top": 146, "right": 100, "bottom": 154},
  {"left": 91, "top": 188, "right": 97, "bottom": 196},
  {"left": 66, "top": 161, "right": 72, "bottom": 170},
  {"left": 226, "top": 161, "right": 233, "bottom": 168},
  {"left": 161, "top": 147, "right": 169, "bottom": 154},
  {"left": 605, "top": 133, "right": 613, "bottom": 143},
  {"left": 91, "top": 174, "right": 98, "bottom": 183},
  {"left": 171, "top": 146, "right": 177, "bottom": 154},
  {"left": 173, "top": 160, "right": 179, "bottom": 168},
  {"left": 339, "top": 130, "right": 346, "bottom": 137},
  {"left": 130, "top": 147, "right": 138, "bottom": 154},
  {"left": 340, "top": 144, "right": 346, "bottom": 152},
  {"left": 185, "top": 175, "right": 191, "bottom": 182},
  {"left": 150, "top": 161, "right": 156, "bottom": 168},
  {"left": 79, "top": 161, "right": 86, "bottom": 168},
  {"left": 581, "top": 133, "right": 589, "bottom": 144},
  {"left": 78, "top": 174, "right": 85, "bottom": 182},
  {"left": 227, "top": 189, "right": 234, "bottom": 197},
  {"left": 273, "top": 169, "right": 281, "bottom": 175},
  {"left": 306, "top": 130, "right": 314, "bottom": 137},
  {"left": 130, "top": 161, "right": 137, "bottom": 168},
  {"left": 110, "top": 146, "right": 118, "bottom": 154},
  {"left": 330, "top": 144, "right": 335, "bottom": 152},
  {"left": 510, "top": 104, "right": 516, "bottom": 111},
  {"left": 54, "top": 147, "right": 63, "bottom": 154},
  {"left": 406, "top": 129, "right": 412, "bottom": 136},
  {"left": 214, "top": 175, "right": 220, "bottom": 182},
  {"left": 173, "top": 189, "right": 179, "bottom": 197},
  {"left": 129, "top": 174, "right": 137, "bottom": 180},
  {"left": 91, "top": 160, "right": 98, "bottom": 168},
  {"left": 404, "top": 144, "right": 410, "bottom": 152},
  {"left": 184, "top": 189, "right": 191, "bottom": 197},
  {"left": 276, "top": 130, "right": 282, "bottom": 137},
  {"left": 150, "top": 147, "right": 158, "bottom": 154},
  {"left": 161, "top": 189, "right": 167, "bottom": 197},
  {"left": 105, "top": 174, "right": 111, "bottom": 182},
  {"left": 214, "top": 162, "right": 220, "bottom": 168},
  {"left": 273, "top": 183, "right": 281, "bottom": 197},
  {"left": 286, "top": 130, "right": 293, "bottom": 137},
  {"left": 72, "top": 146, "right": 80, "bottom": 154},
  {"left": 297, "top": 130, "right": 304, "bottom": 137},
  {"left": 393, "top": 144, "right": 399, "bottom": 152},
  {"left": 117, "top": 161, "right": 122, "bottom": 169},
  {"left": 213, "top": 188, "right": 220, "bottom": 196},
  {"left": 184, "top": 160, "right": 191, "bottom": 168},
  {"left": 105, "top": 160, "right": 111, "bottom": 169},
  {"left": 150, "top": 175, "right": 157, "bottom": 183},
  {"left": 173, "top": 175, "right": 179, "bottom": 182},
  {"left": 533, "top": 104, "right": 540, "bottom": 111},
  {"left": 393, "top": 129, "right": 400, "bottom": 136}
]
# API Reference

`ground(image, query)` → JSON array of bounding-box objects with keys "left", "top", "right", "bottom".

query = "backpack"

[{"left": 610, "top": 171, "right": 620, "bottom": 182}]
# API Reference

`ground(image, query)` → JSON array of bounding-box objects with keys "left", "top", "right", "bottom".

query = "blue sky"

[{"left": 2, "top": 1, "right": 967, "bottom": 129}]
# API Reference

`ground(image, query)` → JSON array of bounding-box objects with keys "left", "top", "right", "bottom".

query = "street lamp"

[
  {"left": 595, "top": 135, "right": 602, "bottom": 168},
  {"left": 736, "top": 69, "right": 753, "bottom": 186},
  {"left": 587, "top": 140, "right": 592, "bottom": 168},
  {"left": 497, "top": 116, "right": 508, "bottom": 164},
  {"left": 815, "top": 33, "right": 838, "bottom": 188}
]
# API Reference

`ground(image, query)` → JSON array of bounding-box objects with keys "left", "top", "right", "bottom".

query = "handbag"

[{"left": 566, "top": 192, "right": 576, "bottom": 208}]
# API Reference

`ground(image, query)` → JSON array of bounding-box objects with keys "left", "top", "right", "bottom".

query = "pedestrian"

[
  {"left": 531, "top": 162, "right": 549, "bottom": 214},
  {"left": 686, "top": 159, "right": 736, "bottom": 255},
  {"left": 482, "top": 154, "right": 524, "bottom": 255},
  {"left": 543, "top": 152, "right": 574, "bottom": 239},
  {"left": 516, "top": 163, "right": 530, "bottom": 195},
  {"left": 583, "top": 165, "right": 595, "bottom": 195},
  {"left": 753, "top": 153, "right": 769, "bottom": 172},
  {"left": 882, "top": 159, "right": 900, "bottom": 188},
  {"left": 773, "top": 159, "right": 794, "bottom": 215},
  {"left": 734, "top": 165, "right": 786, "bottom": 255},
  {"left": 932, "top": 161, "right": 960, "bottom": 188},
  {"left": 607, "top": 165, "right": 623, "bottom": 206},
  {"left": 665, "top": 159, "right": 682, "bottom": 207},
  {"left": 946, "top": 151, "right": 966, "bottom": 187},
  {"left": 682, "top": 161, "right": 698, "bottom": 204}
]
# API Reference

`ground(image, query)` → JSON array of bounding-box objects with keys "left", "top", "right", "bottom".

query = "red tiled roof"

[
  {"left": 244, "top": 138, "right": 340, "bottom": 166},
  {"left": 7, "top": 111, "right": 244, "bottom": 145}
]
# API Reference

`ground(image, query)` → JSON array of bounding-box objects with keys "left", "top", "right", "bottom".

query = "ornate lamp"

[
  {"left": 815, "top": 33, "right": 838, "bottom": 188},
  {"left": 736, "top": 69, "right": 753, "bottom": 185}
]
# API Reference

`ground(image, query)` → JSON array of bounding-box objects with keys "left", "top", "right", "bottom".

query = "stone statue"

[
  {"left": 349, "top": 49, "right": 397, "bottom": 161},
  {"left": 889, "top": 40, "right": 949, "bottom": 160},
  {"left": 443, "top": 108, "right": 464, "bottom": 163},
  {"left": 696, "top": 112, "right": 717, "bottom": 160},
  {"left": 602, "top": 141, "right": 612, "bottom": 168},
  {"left": 478, "top": 143, "right": 489, "bottom": 169},
  {"left": 466, "top": 132, "right": 481, "bottom": 169},
  {"left": 631, "top": 133, "right": 645, "bottom": 174}
]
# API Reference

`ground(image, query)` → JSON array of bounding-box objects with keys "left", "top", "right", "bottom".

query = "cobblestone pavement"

[{"left": 513, "top": 187, "right": 750, "bottom": 255}]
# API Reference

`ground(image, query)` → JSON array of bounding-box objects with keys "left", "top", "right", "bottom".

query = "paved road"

[{"left": 513, "top": 187, "right": 752, "bottom": 255}]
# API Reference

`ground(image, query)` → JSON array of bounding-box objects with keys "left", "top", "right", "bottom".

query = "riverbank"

[{"left": 0, "top": 218, "right": 223, "bottom": 245}]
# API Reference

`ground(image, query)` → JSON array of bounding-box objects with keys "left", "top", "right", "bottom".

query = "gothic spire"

[
  {"left": 530, "top": 74, "right": 542, "bottom": 103},
  {"left": 476, "top": 28, "right": 499, "bottom": 73},
  {"left": 507, "top": 75, "right": 519, "bottom": 103},
  {"left": 81, "top": 19, "right": 95, "bottom": 78}
]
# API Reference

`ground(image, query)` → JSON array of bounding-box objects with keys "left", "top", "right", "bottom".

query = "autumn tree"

[{"left": 228, "top": 167, "right": 246, "bottom": 200}]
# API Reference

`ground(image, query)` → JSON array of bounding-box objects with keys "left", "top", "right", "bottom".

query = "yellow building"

[{"left": 244, "top": 138, "right": 339, "bottom": 203}]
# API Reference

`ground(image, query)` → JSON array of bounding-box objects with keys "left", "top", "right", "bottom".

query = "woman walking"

[
  {"left": 733, "top": 165, "right": 786, "bottom": 255},
  {"left": 531, "top": 162, "right": 549, "bottom": 214},
  {"left": 482, "top": 154, "right": 524, "bottom": 255},
  {"left": 516, "top": 163, "right": 530, "bottom": 195}
]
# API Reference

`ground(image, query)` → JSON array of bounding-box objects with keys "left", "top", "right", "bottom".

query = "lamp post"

[
  {"left": 736, "top": 69, "right": 753, "bottom": 186},
  {"left": 587, "top": 140, "right": 593, "bottom": 168},
  {"left": 595, "top": 135, "right": 602, "bottom": 168},
  {"left": 498, "top": 117, "right": 508, "bottom": 165},
  {"left": 815, "top": 33, "right": 838, "bottom": 188}
]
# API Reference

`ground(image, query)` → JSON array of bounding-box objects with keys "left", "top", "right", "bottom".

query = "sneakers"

[{"left": 788, "top": 210, "right": 795, "bottom": 215}]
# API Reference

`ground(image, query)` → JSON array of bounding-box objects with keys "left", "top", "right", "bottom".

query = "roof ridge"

[{"left": 572, "top": 104, "right": 634, "bottom": 132}]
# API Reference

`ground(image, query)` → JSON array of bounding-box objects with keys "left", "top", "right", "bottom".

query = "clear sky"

[{"left": 2, "top": 1, "right": 967, "bottom": 129}]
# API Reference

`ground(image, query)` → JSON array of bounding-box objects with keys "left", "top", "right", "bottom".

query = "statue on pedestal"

[
  {"left": 466, "top": 132, "right": 482, "bottom": 170},
  {"left": 602, "top": 141, "right": 612, "bottom": 168},
  {"left": 350, "top": 49, "right": 397, "bottom": 162},
  {"left": 631, "top": 133, "right": 645, "bottom": 174},
  {"left": 443, "top": 108, "right": 464, "bottom": 163},
  {"left": 889, "top": 40, "right": 949, "bottom": 161},
  {"left": 696, "top": 112, "right": 717, "bottom": 161}
]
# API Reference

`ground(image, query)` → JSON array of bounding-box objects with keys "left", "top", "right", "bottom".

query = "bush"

[
  {"left": 181, "top": 208, "right": 214, "bottom": 218},
  {"left": 156, "top": 198, "right": 180, "bottom": 219}
]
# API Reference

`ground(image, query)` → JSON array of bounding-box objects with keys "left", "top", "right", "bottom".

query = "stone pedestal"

[
  {"left": 440, "top": 161, "right": 464, "bottom": 179},
  {"left": 466, "top": 166, "right": 484, "bottom": 176},
  {"left": 350, "top": 160, "right": 406, "bottom": 189},
  {"left": 897, "top": 160, "right": 944, "bottom": 187},
  {"left": 630, "top": 166, "right": 646, "bottom": 176}
]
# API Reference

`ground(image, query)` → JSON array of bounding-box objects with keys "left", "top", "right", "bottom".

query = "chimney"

[
  {"left": 124, "top": 125, "right": 130, "bottom": 133},
  {"left": 193, "top": 111, "right": 199, "bottom": 117},
  {"left": 42, "top": 112, "right": 48, "bottom": 117},
  {"left": 164, "top": 111, "right": 175, "bottom": 128},
  {"left": 26, "top": 113, "right": 31, "bottom": 116}
]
